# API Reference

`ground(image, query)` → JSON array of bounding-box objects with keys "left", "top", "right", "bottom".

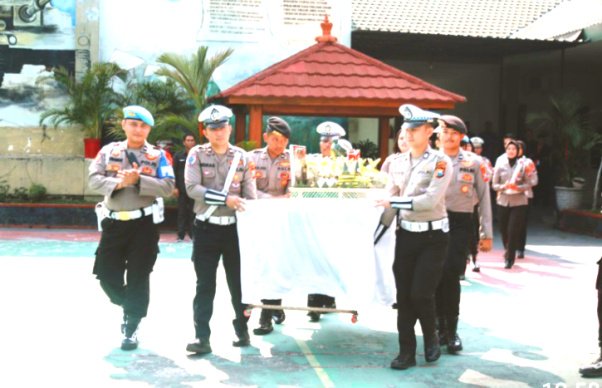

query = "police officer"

[
  {"left": 435, "top": 115, "right": 493, "bottom": 354},
  {"left": 515, "top": 140, "right": 537, "bottom": 259},
  {"left": 185, "top": 105, "right": 257, "bottom": 354},
  {"left": 381, "top": 126, "right": 409, "bottom": 174},
  {"left": 317, "top": 121, "right": 346, "bottom": 157},
  {"left": 376, "top": 104, "right": 452, "bottom": 370},
  {"left": 579, "top": 257, "right": 602, "bottom": 378},
  {"left": 492, "top": 140, "right": 538, "bottom": 269},
  {"left": 469, "top": 136, "right": 493, "bottom": 272},
  {"left": 174, "top": 133, "right": 197, "bottom": 241},
  {"left": 249, "top": 117, "right": 292, "bottom": 335},
  {"left": 89, "top": 105, "right": 175, "bottom": 350},
  {"left": 306, "top": 121, "right": 344, "bottom": 321}
]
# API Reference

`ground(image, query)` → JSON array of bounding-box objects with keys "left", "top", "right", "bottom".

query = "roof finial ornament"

[{"left": 315, "top": 15, "right": 337, "bottom": 43}]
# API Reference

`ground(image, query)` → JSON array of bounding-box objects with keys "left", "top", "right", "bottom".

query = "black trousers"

[
  {"left": 93, "top": 215, "right": 159, "bottom": 319},
  {"left": 469, "top": 205, "right": 480, "bottom": 261},
  {"left": 517, "top": 199, "right": 531, "bottom": 252},
  {"left": 498, "top": 204, "right": 528, "bottom": 264},
  {"left": 177, "top": 193, "right": 195, "bottom": 240},
  {"left": 436, "top": 212, "right": 473, "bottom": 320},
  {"left": 596, "top": 258, "right": 602, "bottom": 349},
  {"left": 394, "top": 227, "right": 448, "bottom": 355},
  {"left": 192, "top": 220, "right": 248, "bottom": 340}
]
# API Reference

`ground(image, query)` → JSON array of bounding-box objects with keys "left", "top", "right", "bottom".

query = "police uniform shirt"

[
  {"left": 492, "top": 155, "right": 538, "bottom": 207},
  {"left": 249, "top": 147, "right": 291, "bottom": 198},
  {"left": 386, "top": 147, "right": 452, "bottom": 222},
  {"left": 445, "top": 149, "right": 493, "bottom": 239},
  {"left": 88, "top": 141, "right": 175, "bottom": 211},
  {"left": 380, "top": 152, "right": 402, "bottom": 174},
  {"left": 185, "top": 143, "right": 257, "bottom": 216}
]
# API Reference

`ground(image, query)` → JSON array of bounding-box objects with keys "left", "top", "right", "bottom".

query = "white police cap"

[
  {"left": 316, "top": 121, "right": 346, "bottom": 139},
  {"left": 399, "top": 104, "right": 439, "bottom": 130},
  {"left": 198, "top": 105, "right": 233, "bottom": 129},
  {"left": 123, "top": 105, "right": 154, "bottom": 126},
  {"left": 471, "top": 136, "right": 484, "bottom": 147}
]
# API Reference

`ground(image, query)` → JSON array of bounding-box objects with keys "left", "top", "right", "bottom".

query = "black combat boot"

[
  {"left": 579, "top": 348, "right": 602, "bottom": 377},
  {"left": 446, "top": 316, "right": 463, "bottom": 354},
  {"left": 390, "top": 353, "right": 417, "bottom": 370},
  {"left": 186, "top": 338, "right": 212, "bottom": 354},
  {"left": 233, "top": 330, "right": 250, "bottom": 347},
  {"left": 121, "top": 316, "right": 141, "bottom": 351},
  {"left": 253, "top": 308, "right": 274, "bottom": 335},
  {"left": 423, "top": 331, "right": 441, "bottom": 362}
]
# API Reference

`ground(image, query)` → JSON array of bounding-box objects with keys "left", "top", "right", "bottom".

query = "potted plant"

[
  {"left": 39, "top": 63, "right": 126, "bottom": 158},
  {"left": 527, "top": 91, "right": 602, "bottom": 211}
]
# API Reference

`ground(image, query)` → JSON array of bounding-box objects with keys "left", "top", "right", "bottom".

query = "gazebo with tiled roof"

[{"left": 210, "top": 16, "right": 466, "bottom": 160}]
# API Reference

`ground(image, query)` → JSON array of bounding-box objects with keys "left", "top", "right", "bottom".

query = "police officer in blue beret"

[
  {"left": 185, "top": 105, "right": 257, "bottom": 354},
  {"left": 89, "top": 105, "right": 175, "bottom": 350}
]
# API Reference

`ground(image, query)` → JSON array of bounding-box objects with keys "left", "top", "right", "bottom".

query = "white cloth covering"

[{"left": 237, "top": 198, "right": 396, "bottom": 307}]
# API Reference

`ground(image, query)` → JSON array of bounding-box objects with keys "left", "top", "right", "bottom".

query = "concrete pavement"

[{"left": 0, "top": 211, "right": 600, "bottom": 387}]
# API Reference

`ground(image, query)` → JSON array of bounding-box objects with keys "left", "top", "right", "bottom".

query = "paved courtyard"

[{"left": 0, "top": 213, "right": 601, "bottom": 387}]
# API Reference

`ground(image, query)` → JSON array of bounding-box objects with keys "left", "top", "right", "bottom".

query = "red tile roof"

[{"left": 212, "top": 40, "right": 465, "bottom": 108}]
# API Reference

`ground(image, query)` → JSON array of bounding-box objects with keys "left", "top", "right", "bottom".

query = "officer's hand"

[
  {"left": 479, "top": 238, "right": 492, "bottom": 252},
  {"left": 226, "top": 195, "right": 246, "bottom": 212},
  {"left": 173, "top": 188, "right": 179, "bottom": 198},
  {"left": 375, "top": 199, "right": 391, "bottom": 208}
]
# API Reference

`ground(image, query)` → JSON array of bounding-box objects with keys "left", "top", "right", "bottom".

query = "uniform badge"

[
  {"left": 434, "top": 160, "right": 447, "bottom": 178},
  {"left": 279, "top": 161, "right": 290, "bottom": 168},
  {"left": 187, "top": 154, "right": 196, "bottom": 165},
  {"left": 280, "top": 173, "right": 290, "bottom": 187},
  {"left": 525, "top": 162, "right": 536, "bottom": 175},
  {"left": 141, "top": 166, "right": 153, "bottom": 175},
  {"left": 461, "top": 185, "right": 470, "bottom": 193},
  {"left": 248, "top": 161, "right": 256, "bottom": 175},
  {"left": 462, "top": 173, "right": 473, "bottom": 182},
  {"left": 480, "top": 163, "right": 491, "bottom": 182},
  {"left": 254, "top": 171, "right": 264, "bottom": 179},
  {"left": 110, "top": 148, "right": 122, "bottom": 158},
  {"left": 145, "top": 150, "right": 159, "bottom": 161},
  {"left": 461, "top": 160, "right": 473, "bottom": 168}
]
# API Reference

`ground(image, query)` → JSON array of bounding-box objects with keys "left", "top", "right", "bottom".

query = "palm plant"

[
  {"left": 155, "top": 46, "right": 234, "bottom": 134},
  {"left": 108, "top": 78, "right": 194, "bottom": 145},
  {"left": 527, "top": 91, "right": 602, "bottom": 187},
  {"left": 39, "top": 63, "right": 126, "bottom": 139}
]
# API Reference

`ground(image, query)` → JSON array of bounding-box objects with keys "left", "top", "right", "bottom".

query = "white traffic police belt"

[
  {"left": 399, "top": 218, "right": 449, "bottom": 233},
  {"left": 108, "top": 205, "right": 153, "bottom": 221},
  {"left": 196, "top": 214, "right": 236, "bottom": 226}
]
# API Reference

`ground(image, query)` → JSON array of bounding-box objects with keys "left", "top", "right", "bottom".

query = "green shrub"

[{"left": 28, "top": 184, "right": 47, "bottom": 202}]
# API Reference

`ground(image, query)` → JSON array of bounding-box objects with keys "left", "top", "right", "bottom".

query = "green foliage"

[
  {"left": 235, "top": 140, "right": 259, "bottom": 151},
  {"left": 527, "top": 91, "right": 602, "bottom": 186},
  {"left": 156, "top": 46, "right": 233, "bottom": 137},
  {"left": 28, "top": 183, "right": 47, "bottom": 202},
  {"left": 39, "top": 63, "right": 126, "bottom": 139},
  {"left": 353, "top": 139, "right": 379, "bottom": 159},
  {"left": 108, "top": 78, "right": 196, "bottom": 144}
]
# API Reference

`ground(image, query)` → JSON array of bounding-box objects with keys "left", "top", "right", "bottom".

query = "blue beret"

[
  {"left": 123, "top": 105, "right": 154, "bottom": 126},
  {"left": 198, "top": 105, "right": 233, "bottom": 129},
  {"left": 399, "top": 104, "right": 439, "bottom": 129}
]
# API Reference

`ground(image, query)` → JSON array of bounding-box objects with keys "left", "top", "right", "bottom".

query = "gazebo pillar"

[
  {"left": 378, "top": 117, "right": 390, "bottom": 162},
  {"left": 248, "top": 105, "right": 263, "bottom": 147},
  {"left": 234, "top": 107, "right": 246, "bottom": 144}
]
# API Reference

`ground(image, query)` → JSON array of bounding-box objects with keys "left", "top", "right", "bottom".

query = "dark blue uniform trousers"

[{"left": 192, "top": 220, "right": 248, "bottom": 340}]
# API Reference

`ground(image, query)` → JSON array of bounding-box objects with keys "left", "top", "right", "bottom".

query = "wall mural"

[
  {"left": 0, "top": 0, "right": 350, "bottom": 138},
  {"left": 0, "top": 0, "right": 76, "bottom": 127}
]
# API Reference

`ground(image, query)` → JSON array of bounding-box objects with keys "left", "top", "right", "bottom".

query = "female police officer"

[{"left": 376, "top": 104, "right": 452, "bottom": 370}]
